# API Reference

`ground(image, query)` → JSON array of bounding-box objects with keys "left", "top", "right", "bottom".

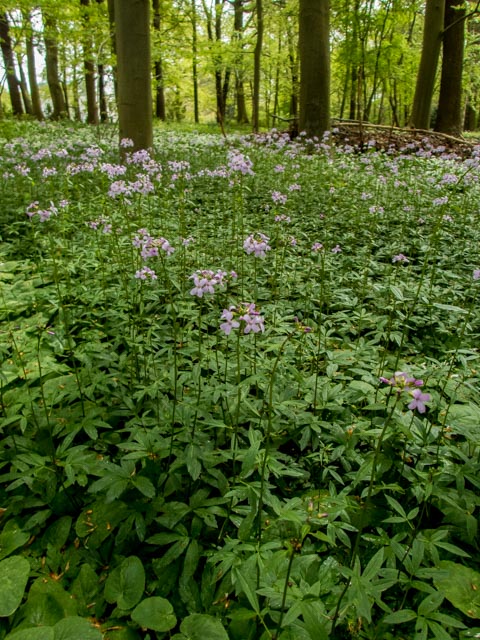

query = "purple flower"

[
  {"left": 408, "top": 388, "right": 431, "bottom": 413},
  {"left": 392, "top": 254, "right": 409, "bottom": 264},
  {"left": 220, "top": 307, "right": 240, "bottom": 335},
  {"left": 239, "top": 303, "right": 265, "bottom": 334},
  {"left": 135, "top": 266, "right": 157, "bottom": 280},
  {"left": 189, "top": 269, "right": 228, "bottom": 298},
  {"left": 473, "top": 270, "right": 480, "bottom": 280},
  {"left": 331, "top": 244, "right": 342, "bottom": 254},
  {"left": 271, "top": 191, "right": 288, "bottom": 205},
  {"left": 311, "top": 242, "right": 323, "bottom": 252},
  {"left": 243, "top": 233, "right": 271, "bottom": 259}
]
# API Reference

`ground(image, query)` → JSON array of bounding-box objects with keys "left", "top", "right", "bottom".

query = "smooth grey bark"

[
  {"left": 43, "top": 12, "right": 67, "bottom": 119},
  {"left": 0, "top": 12, "right": 24, "bottom": 115},
  {"left": 114, "top": 0, "right": 153, "bottom": 151},
  {"left": 152, "top": 0, "right": 166, "bottom": 121},
  {"left": 435, "top": 0, "right": 465, "bottom": 135},
  {"left": 299, "top": 0, "right": 330, "bottom": 136},
  {"left": 24, "top": 11, "right": 44, "bottom": 120},
  {"left": 80, "top": 0, "right": 99, "bottom": 125},
  {"left": 409, "top": 0, "right": 445, "bottom": 129}
]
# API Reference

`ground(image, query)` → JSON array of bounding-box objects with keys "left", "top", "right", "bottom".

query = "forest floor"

[{"left": 327, "top": 120, "right": 480, "bottom": 157}]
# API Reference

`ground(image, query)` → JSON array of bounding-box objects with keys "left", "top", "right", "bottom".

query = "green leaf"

[
  {"left": 104, "top": 556, "right": 145, "bottom": 609},
  {"left": 180, "top": 614, "right": 229, "bottom": 640},
  {"left": 232, "top": 568, "right": 260, "bottom": 615},
  {"left": 5, "top": 628, "right": 54, "bottom": 640},
  {"left": 0, "top": 556, "right": 30, "bottom": 616},
  {"left": 433, "top": 561, "right": 480, "bottom": 618},
  {"left": 383, "top": 609, "right": 417, "bottom": 624},
  {"left": 418, "top": 591, "right": 444, "bottom": 616},
  {"left": 20, "top": 578, "right": 78, "bottom": 627},
  {"left": 131, "top": 597, "right": 177, "bottom": 632},
  {"left": 53, "top": 616, "right": 102, "bottom": 640},
  {"left": 0, "top": 526, "right": 30, "bottom": 560}
]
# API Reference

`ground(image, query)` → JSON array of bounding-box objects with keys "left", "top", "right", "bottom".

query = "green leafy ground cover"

[{"left": 1, "top": 121, "right": 480, "bottom": 639}]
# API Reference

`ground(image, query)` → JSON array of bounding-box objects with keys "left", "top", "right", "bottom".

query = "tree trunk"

[
  {"left": 114, "top": 0, "right": 153, "bottom": 151},
  {"left": 43, "top": 12, "right": 67, "bottom": 119},
  {"left": 24, "top": 11, "right": 44, "bottom": 120},
  {"left": 409, "top": 0, "right": 445, "bottom": 129},
  {"left": 98, "top": 63, "right": 108, "bottom": 122},
  {"left": 80, "top": 0, "right": 99, "bottom": 125},
  {"left": 16, "top": 54, "right": 33, "bottom": 115},
  {"left": 252, "top": 0, "right": 263, "bottom": 132},
  {"left": 435, "top": 0, "right": 465, "bottom": 136},
  {"left": 0, "top": 12, "right": 24, "bottom": 116},
  {"left": 191, "top": 0, "right": 199, "bottom": 123},
  {"left": 152, "top": 0, "right": 166, "bottom": 120},
  {"left": 233, "top": 0, "right": 248, "bottom": 124},
  {"left": 299, "top": 0, "right": 330, "bottom": 137}
]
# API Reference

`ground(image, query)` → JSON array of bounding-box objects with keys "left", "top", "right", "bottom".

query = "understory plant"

[{"left": 0, "top": 121, "right": 480, "bottom": 639}]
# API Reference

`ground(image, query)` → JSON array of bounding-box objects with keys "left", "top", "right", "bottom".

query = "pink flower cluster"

[
  {"left": 133, "top": 229, "right": 175, "bottom": 259},
  {"left": 190, "top": 269, "right": 235, "bottom": 298},
  {"left": 380, "top": 371, "right": 431, "bottom": 413},
  {"left": 220, "top": 303, "right": 265, "bottom": 336},
  {"left": 243, "top": 233, "right": 271, "bottom": 258}
]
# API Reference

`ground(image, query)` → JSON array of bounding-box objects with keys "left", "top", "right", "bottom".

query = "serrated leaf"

[
  {"left": 131, "top": 597, "right": 176, "bottom": 632},
  {"left": 180, "top": 614, "right": 228, "bottom": 640},
  {"left": 0, "top": 556, "right": 30, "bottom": 616}
]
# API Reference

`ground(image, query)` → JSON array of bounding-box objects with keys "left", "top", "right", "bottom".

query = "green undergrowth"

[{"left": 0, "top": 121, "right": 480, "bottom": 639}]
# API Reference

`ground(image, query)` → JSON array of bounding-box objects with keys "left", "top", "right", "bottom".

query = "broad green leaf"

[
  {"left": 20, "top": 578, "right": 78, "bottom": 627},
  {"left": 0, "top": 556, "right": 30, "bottom": 616},
  {"left": 0, "top": 527, "right": 30, "bottom": 560},
  {"left": 433, "top": 561, "right": 480, "bottom": 618},
  {"left": 53, "top": 616, "right": 102, "bottom": 640},
  {"left": 104, "top": 556, "right": 145, "bottom": 609},
  {"left": 131, "top": 597, "right": 176, "bottom": 632},
  {"left": 5, "top": 628, "right": 54, "bottom": 640},
  {"left": 75, "top": 500, "right": 129, "bottom": 546},
  {"left": 180, "top": 614, "right": 228, "bottom": 640},
  {"left": 383, "top": 609, "right": 417, "bottom": 624}
]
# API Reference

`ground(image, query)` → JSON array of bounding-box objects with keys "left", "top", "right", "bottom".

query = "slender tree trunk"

[
  {"left": 98, "top": 63, "right": 108, "bottom": 121},
  {"left": 72, "top": 46, "right": 82, "bottom": 121},
  {"left": 299, "top": 0, "right": 330, "bottom": 137},
  {"left": 252, "top": 0, "right": 263, "bottom": 131},
  {"left": 43, "top": 12, "right": 67, "bottom": 119},
  {"left": 435, "top": 0, "right": 465, "bottom": 135},
  {"left": 152, "top": 0, "right": 166, "bottom": 120},
  {"left": 0, "top": 12, "right": 24, "bottom": 115},
  {"left": 409, "top": 0, "right": 445, "bottom": 129},
  {"left": 191, "top": 0, "right": 199, "bottom": 123},
  {"left": 234, "top": 0, "right": 248, "bottom": 124},
  {"left": 107, "top": 0, "right": 117, "bottom": 101},
  {"left": 16, "top": 54, "right": 33, "bottom": 115},
  {"left": 80, "top": 0, "right": 99, "bottom": 124},
  {"left": 114, "top": 0, "right": 153, "bottom": 151},
  {"left": 24, "top": 11, "right": 44, "bottom": 120}
]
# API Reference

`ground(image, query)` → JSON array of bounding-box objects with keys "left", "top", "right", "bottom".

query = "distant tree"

[
  {"left": 80, "top": 0, "right": 99, "bottom": 124},
  {"left": 0, "top": 11, "right": 24, "bottom": 115},
  {"left": 435, "top": 0, "right": 466, "bottom": 135},
  {"left": 252, "top": 0, "right": 263, "bottom": 131},
  {"left": 23, "top": 9, "right": 44, "bottom": 120},
  {"left": 152, "top": 0, "right": 166, "bottom": 121},
  {"left": 114, "top": 0, "right": 153, "bottom": 151},
  {"left": 409, "top": 0, "right": 445, "bottom": 129},
  {"left": 299, "top": 0, "right": 330, "bottom": 136},
  {"left": 43, "top": 10, "right": 68, "bottom": 119}
]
